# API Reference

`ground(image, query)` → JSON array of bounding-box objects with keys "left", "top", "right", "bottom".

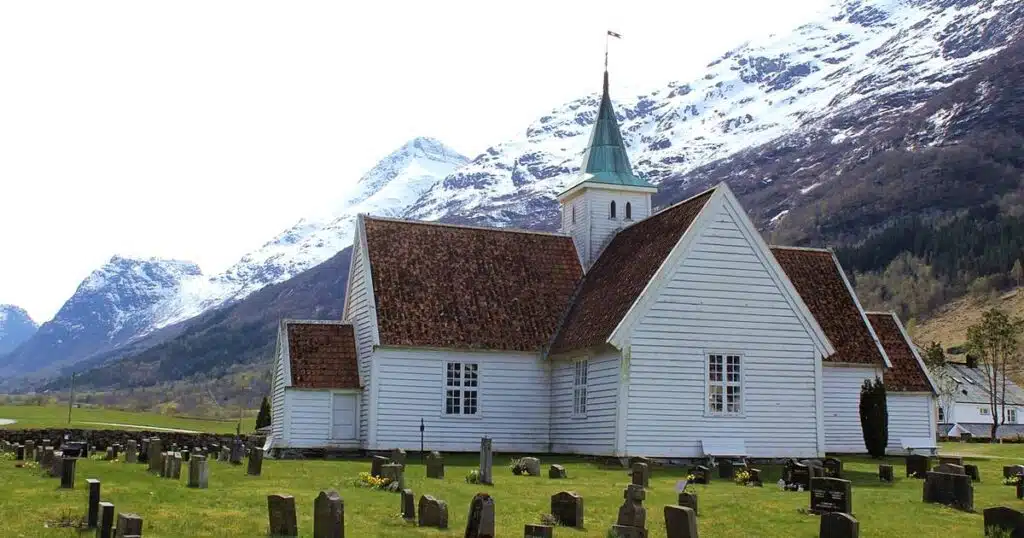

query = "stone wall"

[{"left": 0, "top": 429, "right": 265, "bottom": 450}]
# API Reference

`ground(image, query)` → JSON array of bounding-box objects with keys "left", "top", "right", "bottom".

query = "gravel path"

[
  {"left": 0, "top": 419, "right": 15, "bottom": 426},
  {"left": 77, "top": 421, "right": 199, "bottom": 434}
]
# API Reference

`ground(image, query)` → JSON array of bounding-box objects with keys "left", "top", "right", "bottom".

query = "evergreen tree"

[
  {"left": 256, "top": 396, "right": 272, "bottom": 429},
  {"left": 859, "top": 377, "right": 889, "bottom": 458},
  {"left": 923, "top": 341, "right": 947, "bottom": 370}
]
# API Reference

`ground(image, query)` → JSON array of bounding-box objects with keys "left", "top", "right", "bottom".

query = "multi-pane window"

[
  {"left": 445, "top": 362, "right": 479, "bottom": 416},
  {"left": 573, "top": 359, "right": 588, "bottom": 416},
  {"left": 708, "top": 354, "right": 741, "bottom": 415},
  {"left": 1008, "top": 408, "right": 1018, "bottom": 424},
  {"left": 938, "top": 407, "right": 945, "bottom": 422},
  {"left": 980, "top": 407, "right": 990, "bottom": 416}
]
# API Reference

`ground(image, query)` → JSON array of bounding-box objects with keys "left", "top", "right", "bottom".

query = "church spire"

[{"left": 573, "top": 70, "right": 653, "bottom": 190}]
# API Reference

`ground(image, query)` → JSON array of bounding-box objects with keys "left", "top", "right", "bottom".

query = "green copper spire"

[{"left": 573, "top": 71, "right": 654, "bottom": 190}]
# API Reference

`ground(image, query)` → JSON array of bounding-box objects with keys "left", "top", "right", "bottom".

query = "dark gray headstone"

[
  {"left": 551, "top": 491, "right": 583, "bottom": 528},
  {"left": 520, "top": 457, "right": 541, "bottom": 477},
  {"left": 14, "top": 444, "right": 24, "bottom": 461},
  {"left": 823, "top": 457, "right": 843, "bottom": 479},
  {"left": 24, "top": 440, "right": 36, "bottom": 461},
  {"left": 86, "top": 479, "right": 100, "bottom": 528},
  {"left": 381, "top": 463, "right": 404, "bottom": 490},
  {"left": 60, "top": 457, "right": 76, "bottom": 489},
  {"left": 390, "top": 448, "right": 406, "bottom": 470},
  {"left": 549, "top": 464, "right": 567, "bottom": 479},
  {"left": 426, "top": 451, "right": 444, "bottom": 479},
  {"left": 125, "top": 440, "right": 138, "bottom": 464},
  {"left": 809, "top": 477, "right": 852, "bottom": 515},
  {"left": 965, "top": 464, "right": 981, "bottom": 482},
  {"left": 49, "top": 451, "right": 63, "bottom": 477},
  {"left": 188, "top": 455, "right": 208, "bottom": 489},
  {"left": 370, "top": 455, "right": 388, "bottom": 478},
  {"left": 417, "top": 495, "right": 448, "bottom": 529},
  {"left": 923, "top": 471, "right": 974, "bottom": 512},
  {"left": 464, "top": 492, "right": 495, "bottom": 538},
  {"left": 479, "top": 437, "right": 493, "bottom": 485},
  {"left": 610, "top": 524, "right": 648, "bottom": 538},
  {"left": 939, "top": 456, "right": 964, "bottom": 466},
  {"left": 906, "top": 455, "right": 930, "bottom": 479},
  {"left": 819, "top": 511, "right": 858, "bottom": 538},
  {"left": 879, "top": 465, "right": 894, "bottom": 483},
  {"left": 247, "top": 447, "right": 264, "bottom": 476},
  {"left": 524, "top": 524, "right": 553, "bottom": 538},
  {"left": 933, "top": 463, "right": 966, "bottom": 476},
  {"left": 230, "top": 440, "right": 244, "bottom": 465},
  {"left": 313, "top": 490, "right": 344, "bottom": 538},
  {"left": 146, "top": 438, "right": 162, "bottom": 473},
  {"left": 747, "top": 467, "right": 763, "bottom": 486},
  {"left": 692, "top": 465, "right": 711, "bottom": 485},
  {"left": 402, "top": 489, "right": 415, "bottom": 521},
  {"left": 677, "top": 492, "right": 698, "bottom": 516},
  {"left": 719, "top": 459, "right": 734, "bottom": 479},
  {"left": 1003, "top": 465, "right": 1024, "bottom": 479},
  {"left": 267, "top": 494, "right": 298, "bottom": 537},
  {"left": 615, "top": 484, "right": 647, "bottom": 530},
  {"left": 96, "top": 502, "right": 115, "bottom": 538},
  {"left": 171, "top": 453, "right": 183, "bottom": 479},
  {"left": 139, "top": 439, "right": 150, "bottom": 464},
  {"left": 115, "top": 513, "right": 143, "bottom": 538},
  {"left": 664, "top": 505, "right": 697, "bottom": 538},
  {"left": 632, "top": 462, "right": 650, "bottom": 488},
  {"left": 984, "top": 506, "right": 1024, "bottom": 538},
  {"left": 786, "top": 459, "right": 811, "bottom": 489}
]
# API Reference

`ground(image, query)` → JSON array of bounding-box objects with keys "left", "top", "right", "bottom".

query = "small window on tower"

[
  {"left": 625, "top": 202, "right": 632, "bottom": 220},
  {"left": 609, "top": 201, "right": 617, "bottom": 219},
  {"left": 572, "top": 205, "right": 576, "bottom": 224}
]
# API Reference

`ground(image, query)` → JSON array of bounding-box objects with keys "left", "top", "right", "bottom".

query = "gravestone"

[
  {"left": 551, "top": 491, "right": 583, "bottom": 528},
  {"left": 906, "top": 455, "right": 930, "bottom": 479},
  {"left": 247, "top": 447, "right": 264, "bottom": 476},
  {"left": 426, "top": 451, "right": 444, "bottom": 479},
  {"left": 96, "top": 502, "right": 115, "bottom": 538},
  {"left": 147, "top": 438, "right": 162, "bottom": 473},
  {"left": 923, "top": 471, "right": 974, "bottom": 512},
  {"left": 313, "top": 490, "right": 344, "bottom": 538},
  {"left": 719, "top": 459, "right": 734, "bottom": 479},
  {"left": 823, "top": 457, "right": 843, "bottom": 479},
  {"left": 14, "top": 444, "right": 23, "bottom": 461},
  {"left": 139, "top": 439, "right": 150, "bottom": 464},
  {"left": 524, "top": 524, "right": 553, "bottom": 538},
  {"left": 615, "top": 484, "right": 647, "bottom": 532},
  {"left": 86, "top": 479, "right": 101, "bottom": 528},
  {"left": 983, "top": 506, "right": 1024, "bottom": 538},
  {"left": 24, "top": 440, "right": 35, "bottom": 461},
  {"left": 747, "top": 467, "right": 763, "bottom": 487},
  {"left": 965, "top": 464, "right": 981, "bottom": 482},
  {"left": 172, "top": 453, "right": 184, "bottom": 479},
  {"left": 187, "top": 455, "right": 208, "bottom": 489},
  {"left": 381, "top": 463, "right": 404, "bottom": 490},
  {"left": 809, "top": 477, "right": 853, "bottom": 515},
  {"left": 401, "top": 489, "right": 415, "bottom": 521},
  {"left": 549, "top": 464, "right": 567, "bottom": 479},
  {"left": 417, "top": 495, "right": 449, "bottom": 529},
  {"left": 610, "top": 525, "right": 648, "bottom": 538},
  {"left": 933, "top": 463, "right": 966, "bottom": 476},
  {"left": 464, "top": 492, "right": 496, "bottom": 538},
  {"left": 1003, "top": 465, "right": 1024, "bottom": 479},
  {"left": 49, "top": 451, "right": 63, "bottom": 477},
  {"left": 125, "top": 441, "right": 138, "bottom": 464},
  {"left": 60, "top": 457, "right": 76, "bottom": 489},
  {"left": 879, "top": 465, "right": 894, "bottom": 483},
  {"left": 220, "top": 446, "right": 230, "bottom": 462},
  {"left": 479, "top": 437, "right": 493, "bottom": 485},
  {"left": 786, "top": 460, "right": 811, "bottom": 489},
  {"left": 111, "top": 444, "right": 121, "bottom": 460},
  {"left": 105, "top": 447, "right": 115, "bottom": 461},
  {"left": 230, "top": 440, "right": 244, "bottom": 465},
  {"left": 371, "top": 455, "right": 389, "bottom": 478},
  {"left": 1018, "top": 480, "right": 1023, "bottom": 501},
  {"left": 267, "top": 494, "right": 298, "bottom": 537},
  {"left": 181, "top": 449, "right": 190, "bottom": 462},
  {"left": 677, "top": 492, "right": 698, "bottom": 516},
  {"left": 390, "top": 448, "right": 406, "bottom": 470},
  {"left": 115, "top": 513, "right": 143, "bottom": 538},
  {"left": 939, "top": 456, "right": 964, "bottom": 466},
  {"left": 161, "top": 452, "right": 172, "bottom": 478},
  {"left": 664, "top": 505, "right": 698, "bottom": 538},
  {"left": 520, "top": 457, "right": 541, "bottom": 477},
  {"left": 632, "top": 462, "right": 650, "bottom": 488},
  {"left": 819, "top": 512, "right": 859, "bottom": 538},
  {"left": 41, "top": 447, "right": 55, "bottom": 469},
  {"left": 692, "top": 465, "right": 711, "bottom": 485}
]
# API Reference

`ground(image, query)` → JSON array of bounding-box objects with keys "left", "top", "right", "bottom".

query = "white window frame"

[
  {"left": 705, "top": 352, "right": 744, "bottom": 417},
  {"left": 572, "top": 359, "right": 588, "bottom": 418},
  {"left": 442, "top": 361, "right": 480, "bottom": 418},
  {"left": 1007, "top": 408, "right": 1018, "bottom": 424},
  {"left": 979, "top": 407, "right": 990, "bottom": 416}
]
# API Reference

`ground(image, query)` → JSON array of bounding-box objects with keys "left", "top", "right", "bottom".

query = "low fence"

[{"left": 0, "top": 429, "right": 265, "bottom": 450}]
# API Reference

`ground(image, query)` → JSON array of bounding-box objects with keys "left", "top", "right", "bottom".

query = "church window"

[
  {"left": 609, "top": 201, "right": 616, "bottom": 219},
  {"left": 707, "top": 353, "right": 742, "bottom": 416},
  {"left": 625, "top": 202, "right": 632, "bottom": 220},
  {"left": 444, "top": 362, "right": 479, "bottom": 416},
  {"left": 572, "top": 205, "right": 576, "bottom": 224},
  {"left": 573, "top": 359, "right": 588, "bottom": 416}
]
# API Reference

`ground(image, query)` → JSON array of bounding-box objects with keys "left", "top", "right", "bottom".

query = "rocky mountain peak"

[{"left": 0, "top": 305, "right": 37, "bottom": 356}]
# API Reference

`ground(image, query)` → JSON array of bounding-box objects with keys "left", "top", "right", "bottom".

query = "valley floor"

[{"left": 0, "top": 405, "right": 252, "bottom": 434}]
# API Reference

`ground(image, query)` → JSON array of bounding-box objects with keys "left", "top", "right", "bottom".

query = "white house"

[
  {"left": 937, "top": 358, "right": 1024, "bottom": 440},
  {"left": 269, "top": 68, "right": 931, "bottom": 459}
]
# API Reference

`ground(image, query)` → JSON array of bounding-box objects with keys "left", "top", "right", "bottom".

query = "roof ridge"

[
  {"left": 768, "top": 245, "right": 832, "bottom": 253},
  {"left": 362, "top": 214, "right": 571, "bottom": 238},
  {"left": 650, "top": 185, "right": 718, "bottom": 219},
  {"left": 282, "top": 319, "right": 351, "bottom": 326}
]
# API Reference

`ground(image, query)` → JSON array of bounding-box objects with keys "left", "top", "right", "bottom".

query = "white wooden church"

[{"left": 269, "top": 70, "right": 937, "bottom": 459}]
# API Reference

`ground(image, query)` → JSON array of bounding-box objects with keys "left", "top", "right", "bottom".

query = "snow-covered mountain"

[{"left": 0, "top": 305, "right": 37, "bottom": 356}]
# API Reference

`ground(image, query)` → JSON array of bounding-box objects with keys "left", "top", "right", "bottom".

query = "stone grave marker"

[
  {"left": 381, "top": 463, "right": 404, "bottom": 490},
  {"left": 677, "top": 480, "right": 698, "bottom": 517},
  {"left": 464, "top": 492, "right": 496, "bottom": 538},
  {"left": 551, "top": 491, "right": 583, "bottom": 528},
  {"left": 401, "top": 489, "right": 416, "bottom": 521},
  {"left": 313, "top": 490, "right": 344, "bottom": 538},
  {"left": 965, "top": 464, "right": 981, "bottom": 482},
  {"left": 664, "top": 505, "right": 697, "bottom": 538},
  {"left": 549, "top": 464, "right": 567, "bottom": 479},
  {"left": 188, "top": 455, "right": 208, "bottom": 489},
  {"left": 426, "top": 451, "right": 444, "bottom": 479},
  {"left": 267, "top": 494, "right": 298, "bottom": 537},
  {"left": 86, "top": 479, "right": 100, "bottom": 528},
  {"left": 933, "top": 463, "right": 966, "bottom": 476},
  {"left": 220, "top": 446, "right": 230, "bottom": 462},
  {"left": 747, "top": 467, "right": 763, "bottom": 487},
  {"left": 479, "top": 437, "right": 493, "bottom": 485},
  {"left": 823, "top": 457, "right": 843, "bottom": 479},
  {"left": 524, "top": 524, "right": 553, "bottom": 538},
  {"left": 390, "top": 448, "right": 406, "bottom": 470},
  {"left": 719, "top": 459, "right": 734, "bottom": 479},
  {"left": 247, "top": 447, "right": 264, "bottom": 476},
  {"left": 171, "top": 453, "right": 183, "bottom": 479},
  {"left": 613, "top": 484, "right": 647, "bottom": 535},
  {"left": 418, "top": 495, "right": 448, "bottom": 529},
  {"left": 139, "top": 439, "right": 150, "bottom": 464},
  {"left": 24, "top": 440, "right": 35, "bottom": 461},
  {"left": 49, "top": 451, "right": 63, "bottom": 477},
  {"left": 1018, "top": 480, "right": 1023, "bottom": 501},
  {"left": 879, "top": 465, "right": 894, "bottom": 483},
  {"left": 692, "top": 465, "right": 711, "bottom": 485},
  {"left": 1004, "top": 465, "right": 1024, "bottom": 479},
  {"left": 939, "top": 455, "right": 964, "bottom": 466},
  {"left": 983, "top": 506, "right": 1024, "bottom": 538},
  {"left": 161, "top": 452, "right": 172, "bottom": 478},
  {"left": 181, "top": 449, "right": 190, "bottom": 462},
  {"left": 819, "top": 511, "right": 859, "bottom": 538},
  {"left": 14, "top": 444, "right": 23, "bottom": 461},
  {"left": 906, "top": 455, "right": 929, "bottom": 479},
  {"left": 632, "top": 462, "right": 650, "bottom": 488},
  {"left": 105, "top": 447, "right": 115, "bottom": 461},
  {"left": 520, "top": 457, "right": 541, "bottom": 477},
  {"left": 96, "top": 502, "right": 115, "bottom": 538},
  {"left": 809, "top": 477, "right": 852, "bottom": 515},
  {"left": 923, "top": 471, "right": 973, "bottom": 512},
  {"left": 147, "top": 438, "right": 162, "bottom": 473},
  {"left": 230, "top": 440, "right": 244, "bottom": 465},
  {"left": 125, "top": 441, "right": 138, "bottom": 464},
  {"left": 371, "top": 455, "right": 389, "bottom": 478},
  {"left": 41, "top": 447, "right": 55, "bottom": 469},
  {"left": 115, "top": 513, "right": 143, "bottom": 538},
  {"left": 786, "top": 460, "right": 811, "bottom": 490},
  {"left": 60, "top": 457, "right": 76, "bottom": 489}
]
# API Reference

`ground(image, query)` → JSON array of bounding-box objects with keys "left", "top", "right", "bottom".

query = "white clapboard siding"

[
  {"left": 283, "top": 390, "right": 361, "bottom": 449},
  {"left": 550, "top": 349, "right": 622, "bottom": 455},
  {"left": 562, "top": 193, "right": 591, "bottom": 265},
  {"left": 823, "top": 365, "right": 881, "bottom": 453},
  {"left": 372, "top": 347, "right": 550, "bottom": 452},
  {"left": 343, "top": 236, "right": 374, "bottom": 446},
  {"left": 886, "top": 393, "right": 936, "bottom": 454},
  {"left": 625, "top": 205, "right": 822, "bottom": 458},
  {"left": 270, "top": 333, "right": 287, "bottom": 444},
  {"left": 586, "top": 189, "right": 651, "bottom": 263}
]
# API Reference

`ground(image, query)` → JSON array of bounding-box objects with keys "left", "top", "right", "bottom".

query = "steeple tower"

[{"left": 558, "top": 69, "right": 657, "bottom": 270}]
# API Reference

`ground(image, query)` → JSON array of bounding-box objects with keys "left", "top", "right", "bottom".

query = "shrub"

[
  {"left": 859, "top": 377, "right": 889, "bottom": 458},
  {"left": 733, "top": 470, "right": 751, "bottom": 485},
  {"left": 465, "top": 470, "right": 480, "bottom": 484}
]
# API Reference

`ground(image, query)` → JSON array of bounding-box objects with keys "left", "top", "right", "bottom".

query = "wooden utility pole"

[{"left": 67, "top": 372, "right": 76, "bottom": 425}]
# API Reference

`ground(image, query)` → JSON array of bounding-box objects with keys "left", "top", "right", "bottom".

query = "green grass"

[
  {"left": 1, "top": 443, "right": 1022, "bottom": 537},
  {"left": 0, "top": 405, "right": 254, "bottom": 434}
]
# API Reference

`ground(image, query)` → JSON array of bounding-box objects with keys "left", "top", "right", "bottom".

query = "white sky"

[{"left": 0, "top": 0, "right": 830, "bottom": 323}]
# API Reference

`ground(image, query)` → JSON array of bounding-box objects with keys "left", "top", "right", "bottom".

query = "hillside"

[
  {"left": 910, "top": 288, "right": 1024, "bottom": 352},
  {"left": 0, "top": 305, "right": 36, "bottom": 356}
]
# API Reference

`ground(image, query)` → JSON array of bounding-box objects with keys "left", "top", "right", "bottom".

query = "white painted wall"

[
  {"left": 343, "top": 233, "right": 375, "bottom": 447},
  {"left": 561, "top": 192, "right": 591, "bottom": 266},
  {"left": 270, "top": 326, "right": 288, "bottom": 444},
  {"left": 823, "top": 365, "right": 881, "bottom": 453},
  {"left": 561, "top": 186, "right": 652, "bottom": 268},
  {"left": 949, "top": 402, "right": 1023, "bottom": 424},
  {"left": 282, "top": 390, "right": 360, "bottom": 449},
  {"left": 624, "top": 204, "right": 823, "bottom": 458},
  {"left": 372, "top": 347, "right": 550, "bottom": 452},
  {"left": 886, "top": 392, "right": 936, "bottom": 454},
  {"left": 550, "top": 348, "right": 622, "bottom": 455}
]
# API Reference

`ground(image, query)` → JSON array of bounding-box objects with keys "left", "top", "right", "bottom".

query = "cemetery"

[{"left": 2, "top": 435, "right": 1024, "bottom": 536}]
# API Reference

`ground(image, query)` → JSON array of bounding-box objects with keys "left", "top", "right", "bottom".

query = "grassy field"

[
  {"left": 910, "top": 288, "right": 1024, "bottom": 351},
  {"left": 0, "top": 405, "right": 254, "bottom": 434},
  {"left": 0, "top": 443, "right": 1020, "bottom": 537}
]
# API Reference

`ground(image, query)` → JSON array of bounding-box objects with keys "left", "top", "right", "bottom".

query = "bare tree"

[{"left": 966, "top": 308, "right": 1024, "bottom": 441}]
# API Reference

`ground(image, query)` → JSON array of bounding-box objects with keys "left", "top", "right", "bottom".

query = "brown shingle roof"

[
  {"left": 362, "top": 217, "right": 583, "bottom": 352},
  {"left": 867, "top": 312, "right": 935, "bottom": 393},
  {"left": 771, "top": 247, "right": 886, "bottom": 365},
  {"left": 549, "top": 189, "right": 715, "bottom": 354},
  {"left": 286, "top": 321, "right": 360, "bottom": 389}
]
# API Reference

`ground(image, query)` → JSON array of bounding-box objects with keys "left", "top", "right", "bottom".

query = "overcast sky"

[{"left": 0, "top": 0, "right": 829, "bottom": 323}]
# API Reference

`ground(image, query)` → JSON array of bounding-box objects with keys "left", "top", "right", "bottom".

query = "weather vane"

[{"left": 606, "top": 30, "right": 622, "bottom": 71}]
